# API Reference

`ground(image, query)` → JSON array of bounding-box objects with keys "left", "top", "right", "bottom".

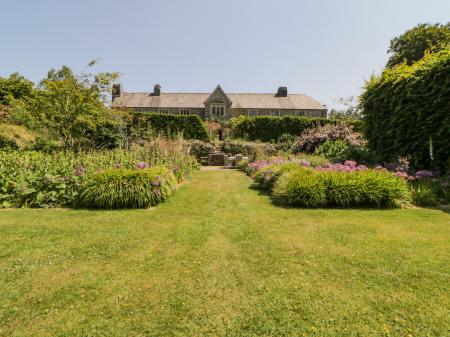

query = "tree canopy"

[{"left": 386, "top": 23, "right": 450, "bottom": 68}]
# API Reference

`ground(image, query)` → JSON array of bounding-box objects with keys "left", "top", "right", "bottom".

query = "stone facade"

[{"left": 112, "top": 84, "right": 328, "bottom": 119}]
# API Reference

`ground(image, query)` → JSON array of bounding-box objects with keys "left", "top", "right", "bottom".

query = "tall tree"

[
  {"left": 386, "top": 23, "right": 450, "bottom": 68},
  {"left": 10, "top": 62, "right": 120, "bottom": 150},
  {"left": 0, "top": 73, "right": 34, "bottom": 106}
]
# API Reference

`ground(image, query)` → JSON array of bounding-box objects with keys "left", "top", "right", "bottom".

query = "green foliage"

[
  {"left": 134, "top": 113, "right": 209, "bottom": 141},
  {"left": 410, "top": 181, "right": 439, "bottom": 207},
  {"left": 273, "top": 168, "right": 327, "bottom": 207},
  {"left": 77, "top": 167, "right": 176, "bottom": 209},
  {"left": 387, "top": 23, "right": 450, "bottom": 68},
  {"left": 276, "top": 133, "right": 296, "bottom": 151},
  {"left": 272, "top": 168, "right": 410, "bottom": 208},
  {"left": 230, "top": 116, "right": 363, "bottom": 142},
  {"left": 291, "top": 121, "right": 365, "bottom": 154},
  {"left": 188, "top": 140, "right": 215, "bottom": 159},
  {"left": 222, "top": 140, "right": 277, "bottom": 159},
  {"left": 0, "top": 144, "right": 197, "bottom": 208},
  {"left": 0, "top": 124, "right": 37, "bottom": 150},
  {"left": 0, "top": 73, "right": 34, "bottom": 106},
  {"left": 320, "top": 170, "right": 411, "bottom": 208},
  {"left": 7, "top": 64, "right": 120, "bottom": 150},
  {"left": 315, "top": 139, "right": 349, "bottom": 163},
  {"left": 361, "top": 48, "right": 450, "bottom": 171}
]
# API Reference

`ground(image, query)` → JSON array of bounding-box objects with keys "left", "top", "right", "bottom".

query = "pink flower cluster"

[{"left": 315, "top": 161, "right": 368, "bottom": 173}]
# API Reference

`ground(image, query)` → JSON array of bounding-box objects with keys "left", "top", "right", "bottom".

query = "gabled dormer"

[{"left": 204, "top": 85, "right": 232, "bottom": 119}]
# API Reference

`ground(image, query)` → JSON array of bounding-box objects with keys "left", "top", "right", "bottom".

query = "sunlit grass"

[{"left": 0, "top": 170, "right": 449, "bottom": 336}]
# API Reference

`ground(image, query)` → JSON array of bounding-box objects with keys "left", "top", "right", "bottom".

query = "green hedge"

[
  {"left": 231, "top": 116, "right": 363, "bottom": 142},
  {"left": 361, "top": 48, "right": 450, "bottom": 171},
  {"left": 134, "top": 113, "right": 209, "bottom": 141}
]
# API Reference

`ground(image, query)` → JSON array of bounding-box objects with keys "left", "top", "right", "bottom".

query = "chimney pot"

[
  {"left": 153, "top": 84, "right": 161, "bottom": 96},
  {"left": 275, "top": 86, "right": 288, "bottom": 97},
  {"left": 112, "top": 84, "right": 122, "bottom": 101}
]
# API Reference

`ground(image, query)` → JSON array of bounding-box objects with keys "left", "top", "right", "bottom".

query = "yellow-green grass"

[{"left": 0, "top": 170, "right": 449, "bottom": 337}]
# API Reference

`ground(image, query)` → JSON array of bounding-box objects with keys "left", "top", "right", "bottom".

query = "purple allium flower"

[
  {"left": 415, "top": 170, "right": 433, "bottom": 179},
  {"left": 135, "top": 161, "right": 149, "bottom": 169},
  {"left": 299, "top": 159, "right": 310, "bottom": 167},
  {"left": 344, "top": 160, "right": 357, "bottom": 168},
  {"left": 355, "top": 164, "right": 368, "bottom": 171},
  {"left": 395, "top": 171, "right": 408, "bottom": 179}
]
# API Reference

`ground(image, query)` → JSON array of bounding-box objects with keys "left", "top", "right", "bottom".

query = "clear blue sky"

[{"left": 1, "top": 0, "right": 449, "bottom": 109}]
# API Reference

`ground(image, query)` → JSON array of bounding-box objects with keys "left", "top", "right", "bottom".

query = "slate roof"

[{"left": 112, "top": 92, "right": 327, "bottom": 110}]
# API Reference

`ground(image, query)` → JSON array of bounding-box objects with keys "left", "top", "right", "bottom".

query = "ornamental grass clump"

[
  {"left": 273, "top": 168, "right": 327, "bottom": 207},
  {"left": 319, "top": 170, "right": 411, "bottom": 208},
  {"left": 76, "top": 166, "right": 177, "bottom": 209},
  {"left": 253, "top": 161, "right": 310, "bottom": 190}
]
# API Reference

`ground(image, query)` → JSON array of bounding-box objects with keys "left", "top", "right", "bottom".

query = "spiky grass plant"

[
  {"left": 273, "top": 169, "right": 327, "bottom": 207},
  {"left": 253, "top": 162, "right": 306, "bottom": 190},
  {"left": 319, "top": 170, "right": 411, "bottom": 208},
  {"left": 76, "top": 167, "right": 177, "bottom": 209}
]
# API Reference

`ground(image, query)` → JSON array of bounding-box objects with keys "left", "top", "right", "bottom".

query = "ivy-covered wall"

[
  {"left": 134, "top": 113, "right": 209, "bottom": 141},
  {"left": 360, "top": 48, "right": 450, "bottom": 171},
  {"left": 230, "top": 116, "right": 364, "bottom": 142}
]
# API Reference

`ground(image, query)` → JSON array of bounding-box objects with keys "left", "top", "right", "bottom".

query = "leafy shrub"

[
  {"left": 273, "top": 168, "right": 327, "bottom": 207},
  {"left": 276, "top": 133, "right": 296, "bottom": 152},
  {"left": 0, "top": 124, "right": 37, "bottom": 150},
  {"left": 231, "top": 116, "right": 364, "bottom": 142},
  {"left": 134, "top": 113, "right": 209, "bottom": 141},
  {"left": 319, "top": 170, "right": 411, "bottom": 208},
  {"left": 222, "top": 141, "right": 277, "bottom": 159},
  {"left": 189, "top": 140, "right": 215, "bottom": 159},
  {"left": 292, "top": 122, "right": 365, "bottom": 154},
  {"left": 315, "top": 139, "right": 349, "bottom": 162},
  {"left": 77, "top": 167, "right": 176, "bottom": 209},
  {"left": 361, "top": 48, "right": 450, "bottom": 171}
]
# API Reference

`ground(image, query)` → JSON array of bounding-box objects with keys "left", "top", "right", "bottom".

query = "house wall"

[{"left": 131, "top": 107, "right": 326, "bottom": 119}]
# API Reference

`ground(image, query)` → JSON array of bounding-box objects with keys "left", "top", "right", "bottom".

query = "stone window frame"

[
  {"left": 248, "top": 109, "right": 258, "bottom": 116},
  {"left": 159, "top": 108, "right": 170, "bottom": 114},
  {"left": 269, "top": 109, "right": 280, "bottom": 116},
  {"left": 179, "top": 108, "right": 190, "bottom": 115},
  {"left": 211, "top": 103, "right": 226, "bottom": 116}
]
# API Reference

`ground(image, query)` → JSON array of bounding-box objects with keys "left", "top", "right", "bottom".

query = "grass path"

[{"left": 0, "top": 170, "right": 449, "bottom": 336}]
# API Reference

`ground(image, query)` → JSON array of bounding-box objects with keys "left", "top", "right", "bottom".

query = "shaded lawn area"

[{"left": 0, "top": 170, "right": 449, "bottom": 337}]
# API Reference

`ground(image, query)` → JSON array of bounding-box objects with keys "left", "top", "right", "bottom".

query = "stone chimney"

[
  {"left": 112, "top": 84, "right": 122, "bottom": 101},
  {"left": 152, "top": 84, "right": 161, "bottom": 96},
  {"left": 275, "top": 86, "right": 288, "bottom": 97}
]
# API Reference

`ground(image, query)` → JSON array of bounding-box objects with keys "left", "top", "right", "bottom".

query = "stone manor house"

[{"left": 112, "top": 84, "right": 327, "bottom": 119}]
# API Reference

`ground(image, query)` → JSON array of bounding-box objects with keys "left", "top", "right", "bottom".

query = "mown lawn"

[{"left": 0, "top": 169, "right": 449, "bottom": 337}]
